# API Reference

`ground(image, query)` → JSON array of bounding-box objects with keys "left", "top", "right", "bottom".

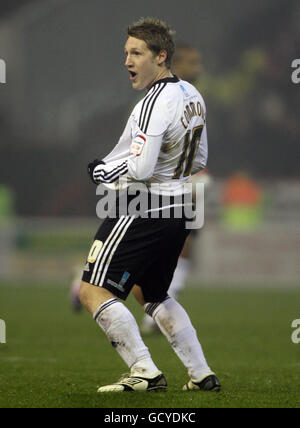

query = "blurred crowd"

[{"left": 195, "top": 27, "right": 299, "bottom": 178}]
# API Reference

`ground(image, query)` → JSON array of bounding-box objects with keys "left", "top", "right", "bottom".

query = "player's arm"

[
  {"left": 127, "top": 93, "right": 171, "bottom": 180},
  {"left": 88, "top": 131, "right": 163, "bottom": 184},
  {"left": 88, "top": 94, "right": 171, "bottom": 184},
  {"left": 127, "top": 131, "right": 163, "bottom": 180}
]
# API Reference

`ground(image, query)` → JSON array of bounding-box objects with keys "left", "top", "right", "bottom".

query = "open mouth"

[{"left": 129, "top": 71, "right": 137, "bottom": 80}]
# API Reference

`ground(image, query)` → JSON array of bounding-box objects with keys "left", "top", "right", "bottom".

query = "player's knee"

[
  {"left": 132, "top": 285, "right": 146, "bottom": 306},
  {"left": 79, "top": 281, "right": 117, "bottom": 313}
]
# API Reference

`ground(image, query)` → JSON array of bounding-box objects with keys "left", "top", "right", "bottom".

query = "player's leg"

[
  {"left": 145, "top": 296, "right": 220, "bottom": 391},
  {"left": 133, "top": 285, "right": 220, "bottom": 391},
  {"left": 132, "top": 220, "right": 220, "bottom": 392},
  {"left": 79, "top": 280, "right": 117, "bottom": 314},
  {"left": 140, "top": 236, "right": 192, "bottom": 334},
  {"left": 79, "top": 217, "right": 166, "bottom": 392},
  {"left": 169, "top": 230, "right": 199, "bottom": 299},
  {"left": 79, "top": 281, "right": 165, "bottom": 392}
]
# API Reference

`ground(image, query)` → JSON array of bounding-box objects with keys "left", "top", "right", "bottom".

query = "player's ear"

[{"left": 157, "top": 49, "right": 168, "bottom": 66}]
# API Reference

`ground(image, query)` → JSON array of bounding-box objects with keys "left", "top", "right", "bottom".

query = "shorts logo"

[
  {"left": 87, "top": 240, "right": 103, "bottom": 263},
  {"left": 107, "top": 271, "right": 131, "bottom": 293}
]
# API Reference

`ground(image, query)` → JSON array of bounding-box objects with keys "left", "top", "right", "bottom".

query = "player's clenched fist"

[
  {"left": 87, "top": 159, "right": 105, "bottom": 184},
  {"left": 88, "top": 158, "right": 129, "bottom": 184}
]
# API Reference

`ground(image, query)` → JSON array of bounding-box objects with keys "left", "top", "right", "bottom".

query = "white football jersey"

[{"left": 93, "top": 76, "right": 208, "bottom": 195}]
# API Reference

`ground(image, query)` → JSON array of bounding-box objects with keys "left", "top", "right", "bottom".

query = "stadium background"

[
  {"left": 0, "top": 0, "right": 299, "bottom": 408},
  {"left": 0, "top": 0, "right": 299, "bottom": 284}
]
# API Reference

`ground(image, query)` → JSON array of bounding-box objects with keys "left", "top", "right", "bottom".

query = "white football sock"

[
  {"left": 145, "top": 297, "right": 211, "bottom": 380},
  {"left": 141, "top": 312, "right": 157, "bottom": 330},
  {"left": 94, "top": 298, "right": 159, "bottom": 378},
  {"left": 168, "top": 257, "right": 190, "bottom": 299}
]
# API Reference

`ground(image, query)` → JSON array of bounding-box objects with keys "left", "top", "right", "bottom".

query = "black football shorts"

[{"left": 82, "top": 213, "right": 190, "bottom": 302}]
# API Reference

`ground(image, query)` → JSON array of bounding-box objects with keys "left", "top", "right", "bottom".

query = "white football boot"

[
  {"left": 97, "top": 371, "right": 167, "bottom": 393},
  {"left": 183, "top": 372, "right": 221, "bottom": 391}
]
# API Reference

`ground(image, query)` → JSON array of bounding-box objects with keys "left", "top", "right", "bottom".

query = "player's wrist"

[{"left": 87, "top": 159, "right": 105, "bottom": 184}]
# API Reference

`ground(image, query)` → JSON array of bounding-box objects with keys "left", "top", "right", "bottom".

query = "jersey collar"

[{"left": 149, "top": 75, "right": 179, "bottom": 90}]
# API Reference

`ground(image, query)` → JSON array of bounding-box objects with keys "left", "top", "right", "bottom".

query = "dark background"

[{"left": 0, "top": 0, "right": 299, "bottom": 216}]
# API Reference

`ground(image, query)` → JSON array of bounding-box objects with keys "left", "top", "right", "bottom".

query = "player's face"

[{"left": 125, "top": 37, "right": 169, "bottom": 91}]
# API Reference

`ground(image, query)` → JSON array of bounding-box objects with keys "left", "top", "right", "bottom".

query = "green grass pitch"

[{"left": 0, "top": 282, "right": 299, "bottom": 408}]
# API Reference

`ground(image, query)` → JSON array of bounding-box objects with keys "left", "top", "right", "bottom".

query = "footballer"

[{"left": 79, "top": 17, "right": 220, "bottom": 393}]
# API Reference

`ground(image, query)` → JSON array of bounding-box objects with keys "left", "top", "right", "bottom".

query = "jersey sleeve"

[
  {"left": 126, "top": 90, "right": 173, "bottom": 180},
  {"left": 137, "top": 86, "right": 172, "bottom": 136},
  {"left": 92, "top": 127, "right": 163, "bottom": 184},
  {"left": 93, "top": 158, "right": 128, "bottom": 184},
  {"left": 93, "top": 88, "right": 173, "bottom": 184},
  {"left": 127, "top": 128, "right": 163, "bottom": 181}
]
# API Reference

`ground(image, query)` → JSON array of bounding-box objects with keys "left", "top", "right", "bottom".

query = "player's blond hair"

[{"left": 127, "top": 17, "right": 175, "bottom": 69}]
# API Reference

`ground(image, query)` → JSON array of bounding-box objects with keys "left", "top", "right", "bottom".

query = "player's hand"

[{"left": 87, "top": 159, "right": 105, "bottom": 184}]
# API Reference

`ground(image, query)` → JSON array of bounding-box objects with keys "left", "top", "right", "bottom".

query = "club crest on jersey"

[{"left": 130, "top": 133, "right": 146, "bottom": 157}]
